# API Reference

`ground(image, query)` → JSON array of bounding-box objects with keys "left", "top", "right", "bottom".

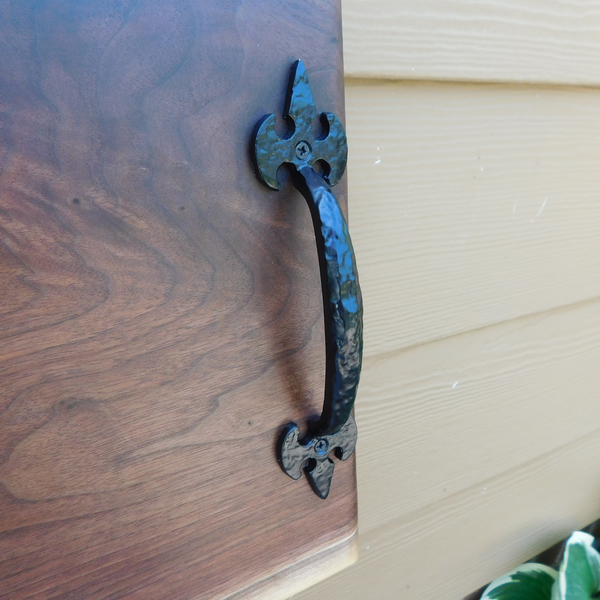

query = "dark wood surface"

[{"left": 0, "top": 1, "right": 357, "bottom": 598}]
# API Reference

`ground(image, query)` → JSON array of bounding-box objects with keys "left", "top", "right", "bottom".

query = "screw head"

[
  {"left": 295, "top": 140, "right": 312, "bottom": 161},
  {"left": 314, "top": 438, "right": 329, "bottom": 456}
]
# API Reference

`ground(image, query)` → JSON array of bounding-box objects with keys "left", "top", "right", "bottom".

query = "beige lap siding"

[
  {"left": 296, "top": 426, "right": 600, "bottom": 599},
  {"left": 346, "top": 81, "right": 600, "bottom": 357},
  {"left": 293, "top": 7, "right": 600, "bottom": 598},
  {"left": 342, "top": 0, "right": 600, "bottom": 86}
]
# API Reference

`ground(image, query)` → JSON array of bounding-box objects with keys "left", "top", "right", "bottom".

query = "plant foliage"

[
  {"left": 552, "top": 532, "right": 600, "bottom": 600},
  {"left": 481, "top": 563, "right": 557, "bottom": 600},
  {"left": 481, "top": 532, "right": 600, "bottom": 600}
]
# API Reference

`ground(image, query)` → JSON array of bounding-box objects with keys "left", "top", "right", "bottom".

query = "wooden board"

[
  {"left": 342, "top": 0, "right": 600, "bottom": 85},
  {"left": 345, "top": 80, "right": 600, "bottom": 356},
  {"left": 0, "top": 1, "right": 357, "bottom": 598}
]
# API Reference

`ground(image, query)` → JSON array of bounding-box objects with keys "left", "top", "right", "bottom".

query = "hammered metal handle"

[{"left": 252, "top": 60, "right": 363, "bottom": 499}]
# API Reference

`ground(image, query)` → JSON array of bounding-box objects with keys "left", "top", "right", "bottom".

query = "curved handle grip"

[
  {"left": 292, "top": 166, "right": 363, "bottom": 436},
  {"left": 252, "top": 60, "right": 363, "bottom": 499}
]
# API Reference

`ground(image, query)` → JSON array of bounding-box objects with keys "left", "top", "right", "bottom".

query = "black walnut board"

[{"left": 0, "top": 0, "right": 357, "bottom": 598}]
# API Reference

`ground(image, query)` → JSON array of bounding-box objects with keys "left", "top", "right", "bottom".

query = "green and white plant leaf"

[
  {"left": 552, "top": 532, "right": 600, "bottom": 600},
  {"left": 481, "top": 563, "right": 558, "bottom": 600}
]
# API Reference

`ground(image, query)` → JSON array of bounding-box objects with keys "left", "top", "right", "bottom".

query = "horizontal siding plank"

[
  {"left": 355, "top": 299, "right": 600, "bottom": 532},
  {"left": 346, "top": 81, "right": 600, "bottom": 356},
  {"left": 294, "top": 428, "right": 600, "bottom": 600},
  {"left": 342, "top": 0, "right": 600, "bottom": 85}
]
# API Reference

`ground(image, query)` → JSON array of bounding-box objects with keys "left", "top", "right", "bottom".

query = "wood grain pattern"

[
  {"left": 226, "top": 531, "right": 357, "bottom": 600},
  {"left": 342, "top": 0, "right": 600, "bottom": 85},
  {"left": 0, "top": 1, "right": 357, "bottom": 598},
  {"left": 295, "top": 425, "right": 600, "bottom": 600},
  {"left": 345, "top": 80, "right": 600, "bottom": 356}
]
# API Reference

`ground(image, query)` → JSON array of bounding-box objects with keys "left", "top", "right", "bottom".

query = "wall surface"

[{"left": 293, "top": 1, "right": 600, "bottom": 598}]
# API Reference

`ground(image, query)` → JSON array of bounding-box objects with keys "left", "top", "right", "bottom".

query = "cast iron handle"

[{"left": 252, "top": 60, "right": 363, "bottom": 499}]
